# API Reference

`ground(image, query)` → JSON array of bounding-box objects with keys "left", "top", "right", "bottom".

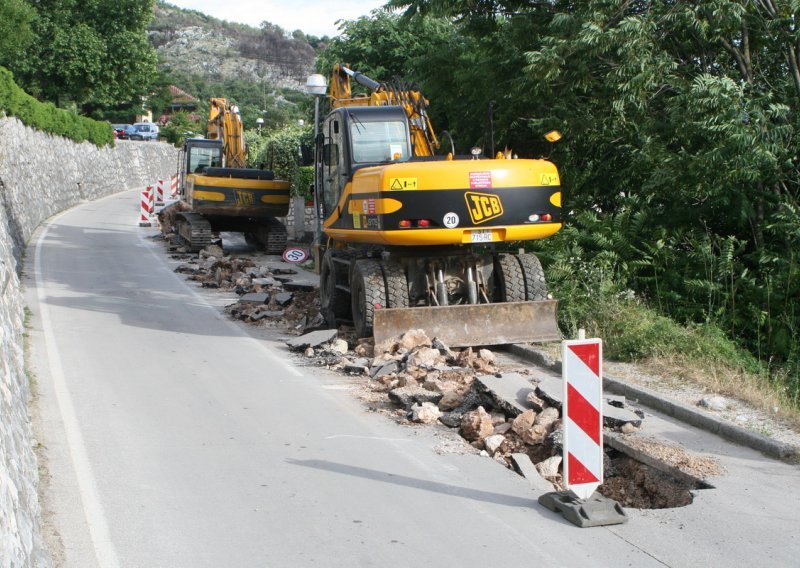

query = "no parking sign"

[{"left": 282, "top": 248, "right": 308, "bottom": 263}]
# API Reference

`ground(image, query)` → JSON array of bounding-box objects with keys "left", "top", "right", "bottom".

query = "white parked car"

[{"left": 129, "top": 122, "right": 160, "bottom": 141}]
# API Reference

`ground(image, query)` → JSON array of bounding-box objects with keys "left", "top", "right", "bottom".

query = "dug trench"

[{"left": 152, "top": 229, "right": 724, "bottom": 511}]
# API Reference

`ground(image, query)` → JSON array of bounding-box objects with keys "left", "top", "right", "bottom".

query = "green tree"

[
  {"left": 384, "top": 0, "right": 800, "bottom": 393},
  {"left": 0, "top": 0, "right": 35, "bottom": 69},
  {"left": 14, "top": 0, "right": 158, "bottom": 109}
]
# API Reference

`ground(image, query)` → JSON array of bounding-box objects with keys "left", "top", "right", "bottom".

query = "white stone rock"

[
  {"left": 698, "top": 395, "right": 727, "bottom": 412},
  {"left": 329, "top": 339, "right": 349, "bottom": 355},
  {"left": 484, "top": 434, "right": 507, "bottom": 454},
  {"left": 409, "top": 402, "right": 442, "bottom": 424},
  {"left": 536, "top": 455, "right": 563, "bottom": 479}
]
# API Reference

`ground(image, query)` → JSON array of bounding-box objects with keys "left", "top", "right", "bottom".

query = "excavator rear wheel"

[
  {"left": 320, "top": 250, "right": 350, "bottom": 327},
  {"left": 351, "top": 259, "right": 387, "bottom": 338},
  {"left": 517, "top": 253, "right": 549, "bottom": 300},
  {"left": 383, "top": 260, "right": 410, "bottom": 308},
  {"left": 494, "top": 254, "right": 526, "bottom": 302}
]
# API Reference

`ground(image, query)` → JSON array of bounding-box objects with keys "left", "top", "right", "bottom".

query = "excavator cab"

[{"left": 317, "top": 106, "right": 411, "bottom": 220}]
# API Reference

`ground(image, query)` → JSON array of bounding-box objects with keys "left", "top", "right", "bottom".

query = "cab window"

[
  {"left": 350, "top": 121, "right": 410, "bottom": 163},
  {"left": 188, "top": 146, "right": 222, "bottom": 173}
]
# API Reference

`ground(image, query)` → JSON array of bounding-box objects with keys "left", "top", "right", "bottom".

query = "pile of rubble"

[
  {"left": 163, "top": 237, "right": 323, "bottom": 333},
  {"left": 287, "top": 327, "right": 646, "bottom": 490}
]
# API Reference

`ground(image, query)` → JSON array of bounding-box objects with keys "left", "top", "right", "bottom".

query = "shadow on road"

[{"left": 286, "top": 458, "right": 542, "bottom": 510}]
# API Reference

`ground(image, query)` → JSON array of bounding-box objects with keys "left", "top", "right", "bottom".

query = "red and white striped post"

[
  {"left": 562, "top": 337, "right": 603, "bottom": 500},
  {"left": 155, "top": 178, "right": 165, "bottom": 206},
  {"left": 147, "top": 185, "right": 155, "bottom": 217},
  {"left": 170, "top": 174, "right": 179, "bottom": 197},
  {"left": 138, "top": 188, "right": 152, "bottom": 227}
]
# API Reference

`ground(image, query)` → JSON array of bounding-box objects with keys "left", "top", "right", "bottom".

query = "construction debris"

[{"left": 156, "top": 237, "right": 715, "bottom": 511}]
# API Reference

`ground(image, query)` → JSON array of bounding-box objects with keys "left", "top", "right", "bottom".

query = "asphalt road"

[{"left": 26, "top": 191, "right": 800, "bottom": 567}]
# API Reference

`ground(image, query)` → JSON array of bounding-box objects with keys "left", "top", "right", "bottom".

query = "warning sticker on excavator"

[
  {"left": 389, "top": 177, "right": 417, "bottom": 190},
  {"left": 540, "top": 172, "right": 560, "bottom": 185}
]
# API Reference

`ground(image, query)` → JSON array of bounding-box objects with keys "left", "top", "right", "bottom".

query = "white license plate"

[{"left": 470, "top": 229, "right": 494, "bottom": 243}]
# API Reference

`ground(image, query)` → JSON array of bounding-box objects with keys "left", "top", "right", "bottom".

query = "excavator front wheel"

[
  {"left": 320, "top": 250, "right": 350, "bottom": 327},
  {"left": 350, "top": 259, "right": 387, "bottom": 338}
]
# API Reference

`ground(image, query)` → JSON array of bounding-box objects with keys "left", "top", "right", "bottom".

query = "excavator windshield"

[
  {"left": 188, "top": 145, "right": 222, "bottom": 173},
  {"left": 350, "top": 120, "right": 410, "bottom": 163}
]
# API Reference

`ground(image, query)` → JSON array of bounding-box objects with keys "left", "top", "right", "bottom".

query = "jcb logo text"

[{"left": 465, "top": 192, "right": 503, "bottom": 225}]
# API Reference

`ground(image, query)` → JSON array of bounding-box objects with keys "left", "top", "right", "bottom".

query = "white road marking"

[{"left": 35, "top": 215, "right": 121, "bottom": 568}]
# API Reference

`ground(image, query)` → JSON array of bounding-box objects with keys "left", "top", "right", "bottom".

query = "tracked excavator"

[
  {"left": 173, "top": 98, "right": 290, "bottom": 252},
  {"left": 315, "top": 65, "right": 564, "bottom": 347}
]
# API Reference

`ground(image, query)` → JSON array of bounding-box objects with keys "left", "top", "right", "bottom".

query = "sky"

[{"left": 165, "top": 0, "right": 390, "bottom": 38}]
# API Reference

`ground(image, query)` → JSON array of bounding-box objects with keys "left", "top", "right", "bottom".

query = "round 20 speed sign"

[{"left": 282, "top": 248, "right": 308, "bottom": 263}]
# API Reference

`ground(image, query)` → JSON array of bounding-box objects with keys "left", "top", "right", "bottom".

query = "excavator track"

[
  {"left": 256, "top": 219, "right": 288, "bottom": 255},
  {"left": 175, "top": 212, "right": 213, "bottom": 253}
]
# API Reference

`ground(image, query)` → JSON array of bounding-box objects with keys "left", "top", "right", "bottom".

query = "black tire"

[
  {"left": 517, "top": 253, "right": 549, "bottom": 300},
  {"left": 320, "top": 249, "right": 350, "bottom": 327},
  {"left": 350, "top": 259, "right": 387, "bottom": 338},
  {"left": 383, "top": 260, "right": 409, "bottom": 308},
  {"left": 494, "top": 254, "right": 526, "bottom": 302}
]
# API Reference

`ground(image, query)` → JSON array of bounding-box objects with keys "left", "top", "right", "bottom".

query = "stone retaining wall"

[{"left": 0, "top": 116, "right": 178, "bottom": 567}]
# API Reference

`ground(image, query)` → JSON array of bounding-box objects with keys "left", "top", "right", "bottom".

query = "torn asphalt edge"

[{"left": 505, "top": 344, "right": 800, "bottom": 462}]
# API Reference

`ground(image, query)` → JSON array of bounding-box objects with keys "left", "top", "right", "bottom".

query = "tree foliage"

[
  {"left": 11, "top": 0, "right": 158, "bottom": 109},
  {"left": 341, "top": 1, "right": 800, "bottom": 397}
]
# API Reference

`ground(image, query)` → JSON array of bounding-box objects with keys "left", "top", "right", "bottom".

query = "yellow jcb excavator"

[
  {"left": 315, "top": 65, "right": 564, "bottom": 347},
  {"left": 174, "top": 98, "right": 290, "bottom": 252}
]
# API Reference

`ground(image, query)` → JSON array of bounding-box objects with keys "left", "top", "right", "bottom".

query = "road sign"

[
  {"left": 282, "top": 248, "right": 308, "bottom": 263},
  {"left": 562, "top": 338, "right": 603, "bottom": 500}
]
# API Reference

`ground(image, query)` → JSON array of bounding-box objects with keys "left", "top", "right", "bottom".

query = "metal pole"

[{"left": 313, "top": 95, "right": 321, "bottom": 245}]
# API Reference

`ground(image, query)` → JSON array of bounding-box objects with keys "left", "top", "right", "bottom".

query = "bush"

[
  {"left": 0, "top": 66, "right": 112, "bottom": 146},
  {"left": 246, "top": 124, "right": 313, "bottom": 197}
]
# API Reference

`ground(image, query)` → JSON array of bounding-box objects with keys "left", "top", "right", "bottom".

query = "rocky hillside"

[{"left": 148, "top": 1, "right": 317, "bottom": 91}]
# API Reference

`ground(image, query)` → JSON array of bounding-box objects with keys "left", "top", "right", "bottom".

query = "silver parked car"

[{"left": 129, "top": 122, "right": 160, "bottom": 141}]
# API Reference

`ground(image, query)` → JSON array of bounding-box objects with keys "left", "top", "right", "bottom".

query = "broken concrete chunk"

[
  {"left": 252, "top": 277, "right": 277, "bottom": 286},
  {"left": 537, "top": 376, "right": 644, "bottom": 428},
  {"left": 406, "top": 347, "right": 443, "bottom": 369},
  {"left": 493, "top": 422, "right": 513, "bottom": 435},
  {"left": 604, "top": 404, "right": 643, "bottom": 428},
  {"left": 621, "top": 423, "right": 639, "bottom": 434},
  {"left": 398, "top": 329, "right": 432, "bottom": 351},
  {"left": 388, "top": 386, "right": 443, "bottom": 409},
  {"left": 202, "top": 244, "right": 224, "bottom": 258},
  {"left": 536, "top": 376, "right": 563, "bottom": 408},
  {"left": 510, "top": 453, "right": 555, "bottom": 492},
  {"left": 371, "top": 360, "right": 399, "bottom": 378},
  {"left": 605, "top": 394, "right": 627, "bottom": 408},
  {"left": 478, "top": 349, "right": 496, "bottom": 364},
  {"left": 344, "top": 363, "right": 369, "bottom": 375},
  {"left": 535, "top": 455, "right": 562, "bottom": 480},
  {"left": 484, "top": 434, "right": 507, "bottom": 455},
  {"left": 273, "top": 292, "right": 294, "bottom": 306},
  {"left": 437, "top": 390, "right": 463, "bottom": 412},
  {"left": 329, "top": 339, "right": 349, "bottom": 355},
  {"left": 460, "top": 406, "right": 494, "bottom": 442},
  {"left": 409, "top": 402, "right": 442, "bottom": 424},
  {"left": 284, "top": 282, "right": 315, "bottom": 292},
  {"left": 355, "top": 342, "right": 374, "bottom": 358},
  {"left": 476, "top": 373, "right": 537, "bottom": 416},
  {"left": 512, "top": 409, "right": 537, "bottom": 436},
  {"left": 534, "top": 407, "right": 560, "bottom": 429},
  {"left": 285, "top": 329, "right": 337, "bottom": 351},
  {"left": 526, "top": 391, "right": 546, "bottom": 412},
  {"left": 239, "top": 292, "right": 269, "bottom": 305}
]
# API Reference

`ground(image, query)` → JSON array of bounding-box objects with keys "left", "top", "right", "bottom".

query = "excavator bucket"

[{"left": 373, "top": 300, "right": 561, "bottom": 348}]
